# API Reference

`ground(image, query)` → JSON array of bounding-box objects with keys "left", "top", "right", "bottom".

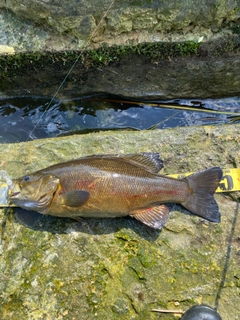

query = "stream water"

[{"left": 0, "top": 94, "right": 239, "bottom": 143}]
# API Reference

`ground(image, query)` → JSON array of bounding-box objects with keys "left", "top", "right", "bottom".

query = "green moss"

[
  {"left": 84, "top": 41, "right": 201, "bottom": 66},
  {"left": 1, "top": 35, "right": 239, "bottom": 81},
  {"left": 0, "top": 51, "right": 80, "bottom": 77},
  {"left": 231, "top": 22, "right": 240, "bottom": 35},
  {"left": 0, "top": 41, "right": 200, "bottom": 76},
  {"left": 129, "top": 0, "right": 153, "bottom": 6},
  {"left": 1, "top": 293, "right": 28, "bottom": 319},
  {"left": 137, "top": 247, "right": 156, "bottom": 268}
]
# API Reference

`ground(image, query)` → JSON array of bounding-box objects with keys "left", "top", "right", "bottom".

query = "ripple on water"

[{"left": 0, "top": 95, "right": 239, "bottom": 143}]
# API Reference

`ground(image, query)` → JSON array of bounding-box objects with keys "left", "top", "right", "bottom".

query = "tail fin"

[{"left": 182, "top": 167, "right": 223, "bottom": 222}]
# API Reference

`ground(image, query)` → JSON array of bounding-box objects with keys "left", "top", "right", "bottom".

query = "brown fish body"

[
  {"left": 9, "top": 153, "right": 222, "bottom": 229},
  {"left": 44, "top": 156, "right": 186, "bottom": 217}
]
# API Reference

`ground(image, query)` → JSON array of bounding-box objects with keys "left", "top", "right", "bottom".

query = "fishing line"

[
  {"left": 86, "top": 97, "right": 240, "bottom": 116},
  {"left": 26, "top": 0, "right": 116, "bottom": 141},
  {"left": 214, "top": 200, "right": 239, "bottom": 311},
  {"left": 147, "top": 110, "right": 181, "bottom": 129}
]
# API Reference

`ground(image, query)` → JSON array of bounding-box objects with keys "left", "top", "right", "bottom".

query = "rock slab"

[{"left": 0, "top": 124, "right": 239, "bottom": 319}]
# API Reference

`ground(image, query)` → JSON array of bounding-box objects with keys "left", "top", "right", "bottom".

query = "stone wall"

[
  {"left": 0, "top": 0, "right": 239, "bottom": 52},
  {"left": 0, "top": 0, "right": 240, "bottom": 99}
]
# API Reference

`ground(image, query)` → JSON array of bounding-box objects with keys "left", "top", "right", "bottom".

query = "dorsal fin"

[
  {"left": 123, "top": 153, "right": 163, "bottom": 173},
  {"left": 76, "top": 153, "right": 163, "bottom": 173}
]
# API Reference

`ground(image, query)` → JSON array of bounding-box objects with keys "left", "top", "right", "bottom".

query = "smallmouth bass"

[{"left": 8, "top": 153, "right": 222, "bottom": 229}]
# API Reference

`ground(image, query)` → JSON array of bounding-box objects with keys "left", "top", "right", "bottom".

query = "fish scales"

[
  {"left": 40, "top": 159, "right": 186, "bottom": 216},
  {"left": 8, "top": 153, "right": 222, "bottom": 229}
]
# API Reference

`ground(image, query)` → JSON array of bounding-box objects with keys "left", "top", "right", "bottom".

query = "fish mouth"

[{"left": 9, "top": 191, "right": 20, "bottom": 198}]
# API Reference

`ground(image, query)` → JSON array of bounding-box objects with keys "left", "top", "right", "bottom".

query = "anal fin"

[{"left": 129, "top": 205, "right": 169, "bottom": 230}]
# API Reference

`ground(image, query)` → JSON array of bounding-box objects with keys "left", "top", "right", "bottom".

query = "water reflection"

[{"left": 0, "top": 95, "right": 239, "bottom": 143}]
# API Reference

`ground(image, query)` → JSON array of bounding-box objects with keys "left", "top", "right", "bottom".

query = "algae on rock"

[{"left": 0, "top": 124, "right": 240, "bottom": 319}]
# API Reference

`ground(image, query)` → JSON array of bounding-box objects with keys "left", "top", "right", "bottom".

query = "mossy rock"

[{"left": 0, "top": 123, "right": 239, "bottom": 319}]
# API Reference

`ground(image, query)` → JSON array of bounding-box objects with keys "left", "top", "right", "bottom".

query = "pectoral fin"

[
  {"left": 60, "top": 190, "right": 89, "bottom": 207},
  {"left": 129, "top": 205, "right": 169, "bottom": 229}
]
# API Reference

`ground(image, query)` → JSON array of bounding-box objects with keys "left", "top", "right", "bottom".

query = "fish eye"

[{"left": 23, "top": 175, "right": 31, "bottom": 181}]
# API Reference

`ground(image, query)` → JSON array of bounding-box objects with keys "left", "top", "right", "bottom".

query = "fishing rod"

[{"left": 82, "top": 96, "right": 240, "bottom": 117}]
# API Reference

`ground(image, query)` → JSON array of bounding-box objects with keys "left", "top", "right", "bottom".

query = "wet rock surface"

[{"left": 0, "top": 124, "right": 239, "bottom": 319}]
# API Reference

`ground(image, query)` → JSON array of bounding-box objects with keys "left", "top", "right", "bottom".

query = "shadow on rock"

[{"left": 12, "top": 207, "right": 161, "bottom": 241}]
